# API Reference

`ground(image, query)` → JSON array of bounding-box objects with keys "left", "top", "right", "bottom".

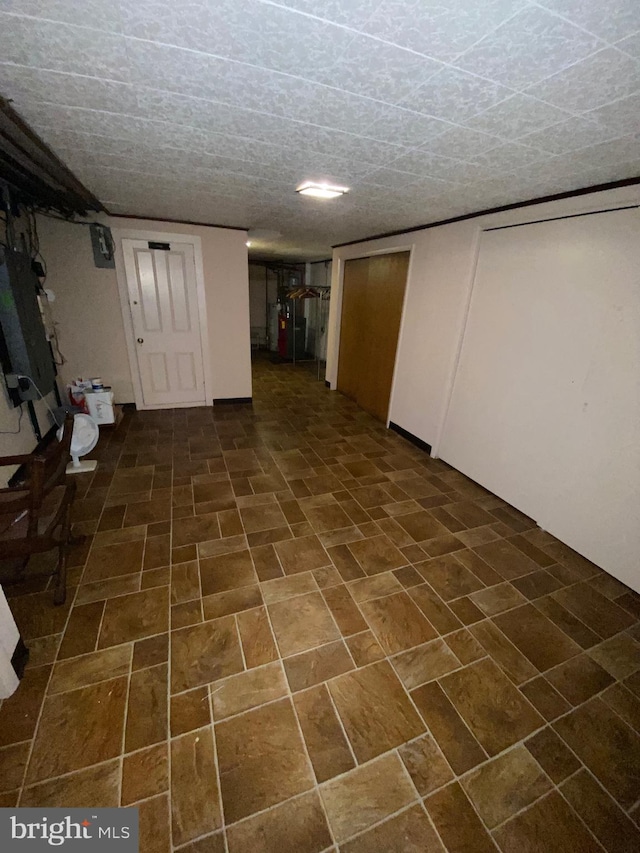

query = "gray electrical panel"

[
  {"left": 90, "top": 223, "right": 115, "bottom": 268},
  {"left": 0, "top": 248, "right": 56, "bottom": 404}
]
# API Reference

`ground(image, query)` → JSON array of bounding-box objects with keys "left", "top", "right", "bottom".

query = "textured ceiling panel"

[{"left": 0, "top": 0, "right": 639, "bottom": 258}]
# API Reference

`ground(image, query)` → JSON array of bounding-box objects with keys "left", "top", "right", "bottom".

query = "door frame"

[
  {"left": 328, "top": 245, "right": 414, "bottom": 427},
  {"left": 113, "top": 228, "right": 212, "bottom": 410}
]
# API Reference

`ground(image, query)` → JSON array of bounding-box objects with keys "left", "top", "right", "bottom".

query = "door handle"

[{"left": 137, "top": 338, "right": 144, "bottom": 344}]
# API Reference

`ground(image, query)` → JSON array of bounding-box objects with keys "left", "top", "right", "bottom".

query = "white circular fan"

[{"left": 59, "top": 413, "right": 100, "bottom": 474}]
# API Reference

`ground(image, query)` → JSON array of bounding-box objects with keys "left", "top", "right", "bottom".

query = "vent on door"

[{"left": 148, "top": 241, "right": 170, "bottom": 251}]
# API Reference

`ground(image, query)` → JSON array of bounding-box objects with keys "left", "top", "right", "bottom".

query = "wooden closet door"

[
  {"left": 357, "top": 252, "right": 409, "bottom": 421},
  {"left": 337, "top": 257, "right": 369, "bottom": 404},
  {"left": 337, "top": 252, "right": 409, "bottom": 422}
]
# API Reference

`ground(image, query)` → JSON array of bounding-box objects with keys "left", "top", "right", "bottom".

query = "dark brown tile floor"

[{"left": 2, "top": 353, "right": 640, "bottom": 851}]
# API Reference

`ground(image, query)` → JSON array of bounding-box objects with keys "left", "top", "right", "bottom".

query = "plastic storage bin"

[{"left": 84, "top": 389, "right": 115, "bottom": 425}]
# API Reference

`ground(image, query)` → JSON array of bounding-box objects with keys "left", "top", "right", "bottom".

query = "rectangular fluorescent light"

[{"left": 296, "top": 181, "right": 349, "bottom": 199}]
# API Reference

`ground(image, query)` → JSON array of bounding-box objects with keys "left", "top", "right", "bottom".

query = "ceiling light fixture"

[
  {"left": 246, "top": 240, "right": 252, "bottom": 247},
  {"left": 296, "top": 181, "right": 349, "bottom": 199}
]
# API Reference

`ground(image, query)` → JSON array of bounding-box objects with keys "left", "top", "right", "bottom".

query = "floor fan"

[{"left": 59, "top": 413, "right": 100, "bottom": 473}]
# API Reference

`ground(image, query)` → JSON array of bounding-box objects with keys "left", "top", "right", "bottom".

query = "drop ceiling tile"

[
  {"left": 525, "top": 48, "right": 640, "bottom": 113},
  {"left": 347, "top": 193, "right": 424, "bottom": 212},
  {"left": 260, "top": 0, "right": 382, "bottom": 29},
  {"left": 121, "top": 0, "right": 356, "bottom": 80},
  {"left": 362, "top": 0, "right": 529, "bottom": 62},
  {"left": 57, "top": 148, "right": 160, "bottom": 174},
  {"left": 64, "top": 146, "right": 291, "bottom": 187},
  {"left": 273, "top": 85, "right": 394, "bottom": 136},
  {"left": 383, "top": 184, "right": 459, "bottom": 211},
  {"left": 502, "top": 152, "right": 585, "bottom": 190},
  {"left": 359, "top": 167, "right": 441, "bottom": 189},
  {"left": 205, "top": 135, "right": 373, "bottom": 182},
  {"left": 251, "top": 150, "right": 371, "bottom": 184},
  {"left": 383, "top": 149, "right": 487, "bottom": 183},
  {"left": 133, "top": 88, "right": 301, "bottom": 146},
  {"left": 126, "top": 39, "right": 389, "bottom": 135},
  {"left": 212, "top": 157, "right": 321, "bottom": 187},
  {"left": 509, "top": 152, "right": 636, "bottom": 196},
  {"left": 199, "top": 134, "right": 288, "bottom": 165},
  {"left": 535, "top": 0, "right": 640, "bottom": 44},
  {"left": 455, "top": 5, "right": 603, "bottom": 89},
  {"left": 313, "top": 33, "right": 442, "bottom": 102},
  {"left": 14, "top": 101, "right": 111, "bottom": 134},
  {"left": 24, "top": 105, "right": 213, "bottom": 152},
  {"left": 0, "top": 0, "right": 122, "bottom": 31},
  {"left": 445, "top": 178, "right": 523, "bottom": 210},
  {"left": 493, "top": 171, "right": 555, "bottom": 198},
  {"left": 403, "top": 179, "right": 462, "bottom": 199},
  {"left": 520, "top": 114, "right": 625, "bottom": 154},
  {"left": 465, "top": 93, "right": 572, "bottom": 139},
  {"left": 584, "top": 92, "right": 640, "bottom": 137},
  {"left": 615, "top": 32, "right": 640, "bottom": 61},
  {"left": 288, "top": 129, "right": 409, "bottom": 167},
  {"left": 35, "top": 129, "right": 142, "bottom": 157},
  {"left": 575, "top": 157, "right": 640, "bottom": 185},
  {"left": 424, "top": 126, "right": 502, "bottom": 159},
  {"left": 363, "top": 106, "right": 454, "bottom": 147},
  {"left": 0, "top": 66, "right": 139, "bottom": 114},
  {"left": 154, "top": 105, "right": 409, "bottom": 166},
  {"left": 570, "top": 133, "right": 640, "bottom": 167},
  {"left": 468, "top": 141, "right": 551, "bottom": 173},
  {"left": 125, "top": 38, "right": 272, "bottom": 103},
  {"left": 399, "top": 66, "right": 512, "bottom": 123},
  {"left": 0, "top": 14, "right": 129, "bottom": 80}
]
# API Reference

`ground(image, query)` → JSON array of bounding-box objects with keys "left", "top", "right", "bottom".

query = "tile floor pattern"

[{"left": 2, "top": 355, "right": 640, "bottom": 852}]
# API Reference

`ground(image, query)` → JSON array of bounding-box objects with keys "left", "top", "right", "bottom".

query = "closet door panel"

[
  {"left": 357, "top": 252, "right": 410, "bottom": 422},
  {"left": 337, "top": 257, "right": 369, "bottom": 404},
  {"left": 439, "top": 208, "right": 640, "bottom": 587}
]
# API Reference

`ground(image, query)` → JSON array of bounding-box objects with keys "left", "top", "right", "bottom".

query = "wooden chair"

[{"left": 0, "top": 415, "right": 77, "bottom": 605}]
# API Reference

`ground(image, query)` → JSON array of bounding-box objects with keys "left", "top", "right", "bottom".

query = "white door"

[{"left": 122, "top": 239, "right": 206, "bottom": 406}]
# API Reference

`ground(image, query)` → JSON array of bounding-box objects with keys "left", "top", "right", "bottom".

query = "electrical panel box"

[
  {"left": 90, "top": 223, "right": 115, "bottom": 268},
  {"left": 0, "top": 247, "right": 56, "bottom": 404}
]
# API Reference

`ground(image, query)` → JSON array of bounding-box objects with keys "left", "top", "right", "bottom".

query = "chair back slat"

[
  {"left": 24, "top": 415, "right": 73, "bottom": 534},
  {"left": 41, "top": 415, "right": 74, "bottom": 495},
  {"left": 0, "top": 415, "right": 77, "bottom": 605},
  {"left": 0, "top": 481, "right": 31, "bottom": 535}
]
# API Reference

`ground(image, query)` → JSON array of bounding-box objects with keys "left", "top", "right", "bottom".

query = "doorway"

[
  {"left": 337, "top": 251, "right": 410, "bottom": 422},
  {"left": 120, "top": 237, "right": 208, "bottom": 408},
  {"left": 248, "top": 260, "right": 331, "bottom": 382}
]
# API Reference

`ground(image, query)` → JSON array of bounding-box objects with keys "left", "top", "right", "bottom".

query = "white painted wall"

[
  {"left": 329, "top": 185, "right": 640, "bottom": 586},
  {"left": 439, "top": 209, "right": 640, "bottom": 588},
  {"left": 37, "top": 214, "right": 251, "bottom": 403},
  {"left": 310, "top": 260, "right": 332, "bottom": 289},
  {"left": 0, "top": 383, "right": 58, "bottom": 487}
]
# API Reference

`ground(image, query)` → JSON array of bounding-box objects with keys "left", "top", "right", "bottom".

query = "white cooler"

[{"left": 84, "top": 388, "right": 115, "bottom": 425}]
